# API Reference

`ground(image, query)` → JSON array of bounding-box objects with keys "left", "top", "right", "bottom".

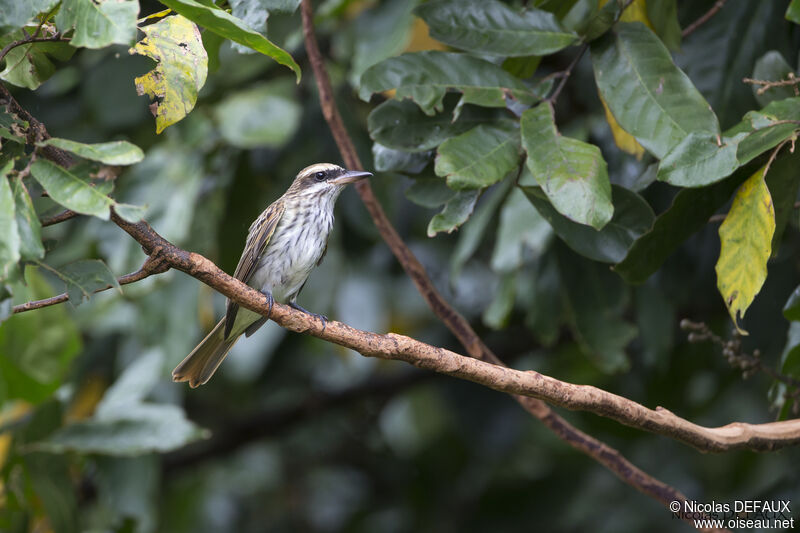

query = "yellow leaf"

[
  {"left": 129, "top": 15, "right": 208, "bottom": 134},
  {"left": 599, "top": 0, "right": 654, "bottom": 30},
  {"left": 0, "top": 401, "right": 31, "bottom": 471},
  {"left": 716, "top": 167, "right": 775, "bottom": 334},
  {"left": 405, "top": 18, "right": 448, "bottom": 53},
  {"left": 64, "top": 376, "right": 107, "bottom": 423},
  {"left": 600, "top": 97, "right": 645, "bottom": 159}
]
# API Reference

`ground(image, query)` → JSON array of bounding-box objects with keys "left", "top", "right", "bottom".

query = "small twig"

[
  {"left": 40, "top": 209, "right": 79, "bottom": 227},
  {"left": 682, "top": 319, "right": 800, "bottom": 392},
  {"left": 0, "top": 34, "right": 70, "bottom": 64},
  {"left": 11, "top": 257, "right": 170, "bottom": 314},
  {"left": 743, "top": 74, "right": 800, "bottom": 97},
  {"left": 682, "top": 0, "right": 729, "bottom": 38},
  {"left": 545, "top": 44, "right": 588, "bottom": 105}
]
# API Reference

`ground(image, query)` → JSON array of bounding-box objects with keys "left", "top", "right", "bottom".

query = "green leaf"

[
  {"left": 30, "top": 159, "right": 114, "bottom": 220},
  {"left": 657, "top": 132, "right": 742, "bottom": 187},
  {"left": 229, "top": 0, "right": 301, "bottom": 54},
  {"left": 41, "top": 138, "right": 144, "bottom": 165},
  {"left": 129, "top": 14, "right": 208, "bottom": 134},
  {"left": 427, "top": 189, "right": 480, "bottom": 237},
  {"left": 450, "top": 178, "right": 512, "bottom": 280},
  {"left": 521, "top": 104, "right": 612, "bottom": 229},
  {"left": 591, "top": 22, "right": 719, "bottom": 158},
  {"left": 0, "top": 163, "right": 20, "bottom": 282},
  {"left": 751, "top": 51, "right": 796, "bottom": 106},
  {"left": 373, "top": 144, "right": 430, "bottom": 174},
  {"left": 0, "top": 102, "right": 28, "bottom": 143},
  {"left": 490, "top": 187, "right": 551, "bottom": 273},
  {"left": 783, "top": 286, "right": 800, "bottom": 321},
  {"left": 523, "top": 251, "right": 561, "bottom": 346},
  {"left": 614, "top": 163, "right": 753, "bottom": 283},
  {"left": 0, "top": 30, "right": 75, "bottom": 90},
  {"left": 213, "top": 81, "right": 301, "bottom": 148},
  {"left": 0, "top": 0, "right": 60, "bottom": 32},
  {"left": 483, "top": 273, "right": 515, "bottom": 329},
  {"left": 23, "top": 453, "right": 78, "bottom": 533},
  {"left": 787, "top": 0, "right": 800, "bottom": 24},
  {"left": 404, "top": 178, "right": 454, "bottom": 208},
  {"left": 158, "top": 0, "right": 301, "bottom": 81},
  {"left": 434, "top": 121, "right": 520, "bottom": 190},
  {"left": 414, "top": 0, "right": 578, "bottom": 57},
  {"left": 12, "top": 178, "right": 45, "bottom": 262},
  {"left": 645, "top": 0, "right": 681, "bottom": 51},
  {"left": 359, "top": 51, "right": 537, "bottom": 115},
  {"left": 31, "top": 404, "right": 209, "bottom": 455},
  {"left": 716, "top": 166, "right": 775, "bottom": 334},
  {"left": 728, "top": 98, "right": 800, "bottom": 165},
  {"left": 557, "top": 244, "right": 636, "bottom": 373},
  {"left": 765, "top": 149, "right": 800, "bottom": 253},
  {"left": 367, "top": 98, "right": 497, "bottom": 153},
  {"left": 56, "top": 0, "right": 139, "bottom": 49},
  {"left": 48, "top": 259, "right": 122, "bottom": 306},
  {"left": 95, "top": 350, "right": 165, "bottom": 417},
  {"left": 0, "top": 269, "right": 82, "bottom": 398},
  {"left": 522, "top": 185, "right": 654, "bottom": 263}
]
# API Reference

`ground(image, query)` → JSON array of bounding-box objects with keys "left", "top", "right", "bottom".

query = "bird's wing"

[{"left": 224, "top": 199, "right": 285, "bottom": 338}]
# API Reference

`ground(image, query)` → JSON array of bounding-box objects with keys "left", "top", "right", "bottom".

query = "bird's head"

[{"left": 287, "top": 163, "right": 372, "bottom": 198}]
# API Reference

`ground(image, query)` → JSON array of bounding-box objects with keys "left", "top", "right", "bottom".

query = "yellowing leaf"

[
  {"left": 600, "top": 96, "right": 645, "bottom": 159},
  {"left": 599, "top": 0, "right": 654, "bottom": 30},
  {"left": 129, "top": 15, "right": 208, "bottom": 134},
  {"left": 716, "top": 166, "right": 775, "bottom": 334},
  {"left": 406, "top": 18, "right": 449, "bottom": 52}
]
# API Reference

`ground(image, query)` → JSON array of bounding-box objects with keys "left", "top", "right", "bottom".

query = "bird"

[{"left": 172, "top": 163, "right": 372, "bottom": 388}]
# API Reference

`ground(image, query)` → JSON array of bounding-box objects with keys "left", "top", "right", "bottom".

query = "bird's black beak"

[{"left": 331, "top": 169, "right": 372, "bottom": 185}]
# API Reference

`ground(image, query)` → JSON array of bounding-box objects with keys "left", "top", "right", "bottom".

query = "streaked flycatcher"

[{"left": 172, "top": 163, "right": 372, "bottom": 387}]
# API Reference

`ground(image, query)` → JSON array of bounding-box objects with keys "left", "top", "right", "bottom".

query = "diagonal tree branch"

[
  {"left": 107, "top": 208, "right": 800, "bottom": 455},
  {"left": 298, "top": 2, "right": 726, "bottom": 528}
]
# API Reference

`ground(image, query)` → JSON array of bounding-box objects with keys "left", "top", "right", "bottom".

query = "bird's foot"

[
  {"left": 289, "top": 302, "right": 327, "bottom": 332},
  {"left": 261, "top": 290, "right": 274, "bottom": 319}
]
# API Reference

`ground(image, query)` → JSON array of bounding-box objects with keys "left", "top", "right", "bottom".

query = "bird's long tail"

[{"left": 172, "top": 319, "right": 240, "bottom": 388}]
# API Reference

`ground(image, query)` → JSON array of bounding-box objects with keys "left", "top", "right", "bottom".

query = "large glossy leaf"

[
  {"left": 373, "top": 144, "right": 430, "bottom": 174},
  {"left": 56, "top": 0, "right": 139, "bottom": 48},
  {"left": 30, "top": 159, "right": 114, "bottom": 220},
  {"left": 614, "top": 162, "right": 755, "bottom": 283},
  {"left": 788, "top": 0, "right": 800, "bottom": 24},
  {"left": 404, "top": 178, "right": 455, "bottom": 208},
  {"left": 732, "top": 99, "right": 800, "bottom": 165},
  {"left": 557, "top": 244, "right": 636, "bottom": 373},
  {"left": 591, "top": 22, "right": 719, "bottom": 158},
  {"left": 645, "top": 0, "right": 681, "bottom": 51},
  {"left": 359, "top": 51, "right": 537, "bottom": 115},
  {"left": 657, "top": 132, "right": 742, "bottom": 187},
  {"left": 427, "top": 189, "right": 480, "bottom": 237},
  {"left": 0, "top": 0, "right": 59, "bottom": 32},
  {"left": 229, "top": 0, "right": 301, "bottom": 54},
  {"left": 0, "top": 269, "right": 82, "bottom": 398},
  {"left": 48, "top": 259, "right": 122, "bottom": 306},
  {"left": 158, "top": 0, "right": 301, "bottom": 80},
  {"left": 521, "top": 104, "right": 613, "bottom": 229},
  {"left": 716, "top": 166, "right": 774, "bottom": 333},
  {"left": 449, "top": 179, "right": 512, "bottom": 280},
  {"left": 368, "top": 98, "right": 496, "bottom": 153},
  {"left": 491, "top": 188, "right": 552, "bottom": 273},
  {"left": 129, "top": 14, "right": 208, "bottom": 134},
  {"left": 434, "top": 121, "right": 520, "bottom": 190},
  {"left": 0, "top": 162, "right": 20, "bottom": 282},
  {"left": 415, "top": 0, "right": 577, "bottom": 56},
  {"left": 12, "top": 179, "right": 44, "bottom": 262},
  {"left": 41, "top": 138, "right": 144, "bottom": 165},
  {"left": 0, "top": 30, "right": 75, "bottom": 90},
  {"left": 32, "top": 404, "right": 208, "bottom": 455},
  {"left": 213, "top": 81, "right": 301, "bottom": 148},
  {"left": 522, "top": 185, "right": 653, "bottom": 263}
]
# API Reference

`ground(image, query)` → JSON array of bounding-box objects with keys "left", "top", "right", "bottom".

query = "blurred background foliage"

[{"left": 1, "top": 0, "right": 800, "bottom": 532}]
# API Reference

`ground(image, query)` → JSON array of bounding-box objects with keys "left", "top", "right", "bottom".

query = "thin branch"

[
  {"left": 0, "top": 33, "right": 70, "bottom": 64},
  {"left": 743, "top": 74, "right": 800, "bottom": 97},
  {"left": 107, "top": 209, "right": 800, "bottom": 454},
  {"left": 40, "top": 209, "right": 79, "bottom": 227},
  {"left": 545, "top": 44, "right": 588, "bottom": 104},
  {"left": 682, "top": 0, "right": 729, "bottom": 38},
  {"left": 11, "top": 256, "right": 170, "bottom": 314}
]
